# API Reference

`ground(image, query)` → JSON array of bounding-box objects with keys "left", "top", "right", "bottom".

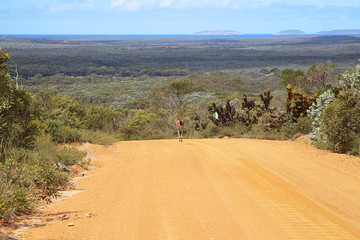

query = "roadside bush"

[
  {"left": 0, "top": 135, "right": 86, "bottom": 222},
  {"left": 0, "top": 177, "right": 34, "bottom": 222},
  {"left": 36, "top": 164, "right": 68, "bottom": 201},
  {"left": 307, "top": 89, "right": 335, "bottom": 144},
  {"left": 280, "top": 117, "right": 312, "bottom": 138},
  {"left": 250, "top": 113, "right": 311, "bottom": 140},
  {"left": 321, "top": 90, "right": 360, "bottom": 153},
  {"left": 77, "top": 129, "right": 117, "bottom": 145},
  {"left": 1, "top": 48, "right": 39, "bottom": 151},
  {"left": 65, "top": 128, "right": 81, "bottom": 143},
  {"left": 350, "top": 137, "right": 360, "bottom": 156},
  {"left": 44, "top": 121, "right": 80, "bottom": 144},
  {"left": 232, "top": 124, "right": 249, "bottom": 138},
  {"left": 218, "top": 126, "right": 235, "bottom": 138},
  {"left": 52, "top": 96, "right": 85, "bottom": 128},
  {"left": 205, "top": 123, "right": 219, "bottom": 137},
  {"left": 126, "top": 109, "right": 167, "bottom": 139},
  {"left": 82, "top": 105, "right": 124, "bottom": 132},
  {"left": 117, "top": 127, "right": 137, "bottom": 141},
  {"left": 250, "top": 114, "right": 283, "bottom": 140},
  {"left": 46, "top": 120, "right": 63, "bottom": 142}
]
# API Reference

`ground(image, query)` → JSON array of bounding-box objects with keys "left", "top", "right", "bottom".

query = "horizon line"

[{"left": 2, "top": 33, "right": 360, "bottom": 37}]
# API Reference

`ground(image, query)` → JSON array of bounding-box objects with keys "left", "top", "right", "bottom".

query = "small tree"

[
  {"left": 165, "top": 78, "right": 193, "bottom": 114},
  {"left": 296, "top": 62, "right": 336, "bottom": 91},
  {"left": 280, "top": 68, "right": 304, "bottom": 87},
  {"left": 0, "top": 48, "right": 37, "bottom": 154}
]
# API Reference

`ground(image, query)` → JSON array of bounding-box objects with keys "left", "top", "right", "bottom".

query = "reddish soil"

[{"left": 19, "top": 138, "right": 360, "bottom": 239}]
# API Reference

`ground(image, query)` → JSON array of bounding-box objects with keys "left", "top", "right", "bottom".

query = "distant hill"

[
  {"left": 192, "top": 30, "right": 242, "bottom": 36},
  {"left": 274, "top": 30, "right": 307, "bottom": 35},
  {"left": 316, "top": 29, "right": 360, "bottom": 35}
]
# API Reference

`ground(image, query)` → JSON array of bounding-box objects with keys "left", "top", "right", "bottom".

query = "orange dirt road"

[{"left": 23, "top": 138, "right": 360, "bottom": 240}]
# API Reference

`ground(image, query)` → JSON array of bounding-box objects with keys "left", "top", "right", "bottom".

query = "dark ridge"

[{"left": 306, "top": 35, "right": 360, "bottom": 44}]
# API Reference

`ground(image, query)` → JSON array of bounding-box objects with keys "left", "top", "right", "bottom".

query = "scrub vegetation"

[{"left": 1, "top": 35, "right": 360, "bottom": 222}]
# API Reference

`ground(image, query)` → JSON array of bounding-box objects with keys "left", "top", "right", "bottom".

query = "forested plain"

[
  {"left": 2, "top": 34, "right": 360, "bottom": 224},
  {"left": 2, "top": 35, "right": 360, "bottom": 108}
]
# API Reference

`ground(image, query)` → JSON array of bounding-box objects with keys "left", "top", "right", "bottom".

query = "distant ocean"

[
  {"left": 2, "top": 34, "right": 281, "bottom": 38},
  {"left": 4, "top": 33, "right": 357, "bottom": 38},
  {"left": 3, "top": 33, "right": 360, "bottom": 38}
]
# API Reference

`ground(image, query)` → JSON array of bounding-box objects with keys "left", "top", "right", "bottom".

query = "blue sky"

[{"left": 1, "top": 0, "right": 359, "bottom": 34}]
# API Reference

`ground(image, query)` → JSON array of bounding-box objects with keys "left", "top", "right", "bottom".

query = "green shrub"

[
  {"left": 321, "top": 90, "right": 360, "bottom": 153},
  {"left": 82, "top": 105, "right": 122, "bottom": 132},
  {"left": 66, "top": 128, "right": 81, "bottom": 143},
  {"left": 52, "top": 95, "right": 85, "bottom": 128},
  {"left": 33, "top": 135, "right": 86, "bottom": 165},
  {"left": 125, "top": 109, "right": 170, "bottom": 139},
  {"left": 250, "top": 114, "right": 283, "bottom": 140},
  {"left": 350, "top": 137, "right": 360, "bottom": 155},
  {"left": 33, "top": 162, "right": 68, "bottom": 201},
  {"left": 117, "top": 127, "right": 136, "bottom": 140},
  {"left": 218, "top": 126, "right": 235, "bottom": 138},
  {"left": 232, "top": 124, "right": 249, "bottom": 138},
  {"left": 205, "top": 123, "right": 219, "bottom": 137},
  {"left": 56, "top": 146, "right": 86, "bottom": 166},
  {"left": 46, "top": 120, "right": 63, "bottom": 142},
  {"left": 280, "top": 117, "right": 312, "bottom": 138},
  {"left": 77, "top": 129, "right": 117, "bottom": 145},
  {"left": 1, "top": 48, "right": 39, "bottom": 151},
  {"left": 0, "top": 177, "right": 34, "bottom": 222},
  {"left": 249, "top": 115, "right": 266, "bottom": 138},
  {"left": 0, "top": 135, "right": 86, "bottom": 222}
]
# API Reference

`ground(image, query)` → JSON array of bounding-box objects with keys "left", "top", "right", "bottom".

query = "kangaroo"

[{"left": 175, "top": 117, "right": 184, "bottom": 142}]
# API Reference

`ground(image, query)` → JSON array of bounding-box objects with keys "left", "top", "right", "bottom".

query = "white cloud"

[
  {"left": 15, "top": 0, "right": 360, "bottom": 12},
  {"left": 159, "top": 0, "right": 172, "bottom": 8},
  {"left": 110, "top": 0, "right": 173, "bottom": 10},
  {"left": 284, "top": 0, "right": 360, "bottom": 7},
  {"left": 48, "top": 0, "right": 93, "bottom": 12},
  {"left": 110, "top": 0, "right": 240, "bottom": 10},
  {"left": 7, "top": 0, "right": 360, "bottom": 13},
  {"left": 110, "top": 0, "right": 360, "bottom": 11},
  {"left": 111, "top": 0, "right": 156, "bottom": 11}
]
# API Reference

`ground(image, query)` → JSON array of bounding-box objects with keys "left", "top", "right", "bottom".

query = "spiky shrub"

[
  {"left": 286, "top": 84, "right": 318, "bottom": 119},
  {"left": 208, "top": 100, "right": 237, "bottom": 126},
  {"left": 241, "top": 94, "right": 255, "bottom": 111},
  {"left": 240, "top": 91, "right": 275, "bottom": 126},
  {"left": 265, "top": 111, "right": 288, "bottom": 131},
  {"left": 238, "top": 94, "right": 262, "bottom": 126},
  {"left": 307, "top": 89, "right": 335, "bottom": 144},
  {"left": 339, "top": 64, "right": 360, "bottom": 93},
  {"left": 260, "top": 89, "right": 273, "bottom": 112},
  {"left": 208, "top": 90, "right": 274, "bottom": 128}
]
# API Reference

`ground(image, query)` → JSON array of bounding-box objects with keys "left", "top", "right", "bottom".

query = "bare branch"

[{"left": 10, "top": 59, "right": 19, "bottom": 89}]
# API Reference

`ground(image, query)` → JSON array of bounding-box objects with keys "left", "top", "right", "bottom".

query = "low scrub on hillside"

[
  {"left": 0, "top": 135, "right": 86, "bottom": 222},
  {"left": 0, "top": 49, "right": 87, "bottom": 222},
  {"left": 2, "top": 43, "right": 360, "bottom": 224}
]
